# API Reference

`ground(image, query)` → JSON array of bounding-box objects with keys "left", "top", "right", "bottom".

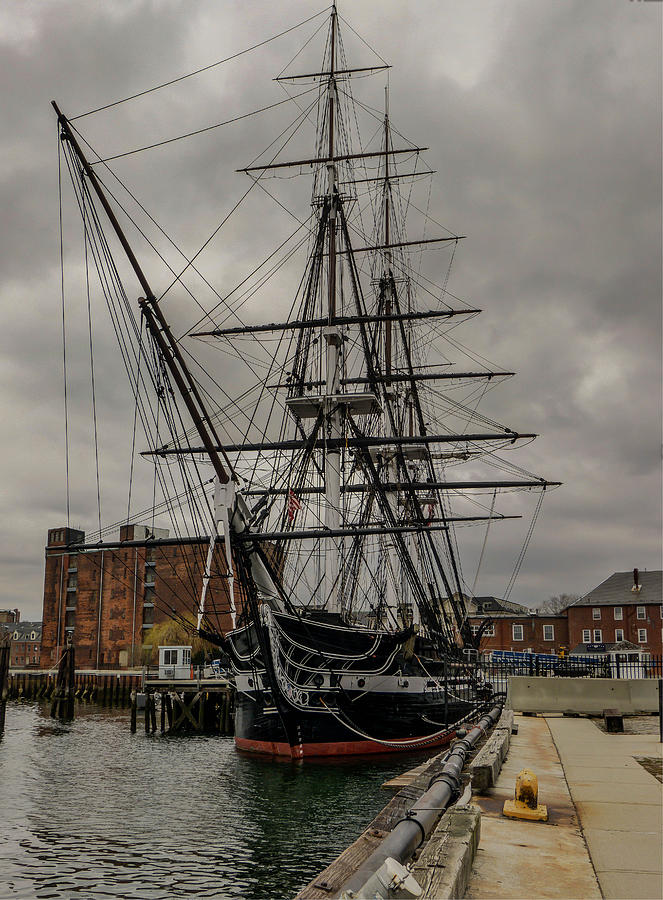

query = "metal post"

[{"left": 658, "top": 679, "right": 662, "bottom": 744}]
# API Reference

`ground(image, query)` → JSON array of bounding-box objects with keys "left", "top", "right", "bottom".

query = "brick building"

[
  {"left": 466, "top": 596, "right": 569, "bottom": 654},
  {"left": 466, "top": 570, "right": 662, "bottom": 657},
  {"left": 0, "top": 609, "right": 20, "bottom": 624},
  {"left": 4, "top": 621, "right": 42, "bottom": 668},
  {"left": 40, "top": 524, "right": 243, "bottom": 670},
  {"left": 564, "top": 569, "right": 662, "bottom": 655}
]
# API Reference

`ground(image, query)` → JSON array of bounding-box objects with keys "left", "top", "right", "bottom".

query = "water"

[{"left": 0, "top": 703, "right": 429, "bottom": 898}]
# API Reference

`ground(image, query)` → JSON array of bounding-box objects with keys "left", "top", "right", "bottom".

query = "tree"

[
  {"left": 538, "top": 594, "right": 579, "bottom": 615},
  {"left": 142, "top": 614, "right": 219, "bottom": 665}
]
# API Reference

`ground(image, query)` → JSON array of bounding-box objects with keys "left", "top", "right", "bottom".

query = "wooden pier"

[
  {"left": 2, "top": 666, "right": 234, "bottom": 736},
  {"left": 4, "top": 669, "right": 142, "bottom": 706},
  {"left": 134, "top": 678, "right": 234, "bottom": 736}
]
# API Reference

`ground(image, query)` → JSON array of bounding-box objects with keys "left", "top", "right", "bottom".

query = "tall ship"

[{"left": 52, "top": 6, "right": 557, "bottom": 758}]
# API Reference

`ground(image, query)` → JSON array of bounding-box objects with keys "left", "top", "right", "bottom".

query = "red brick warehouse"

[{"left": 41, "top": 524, "right": 244, "bottom": 669}]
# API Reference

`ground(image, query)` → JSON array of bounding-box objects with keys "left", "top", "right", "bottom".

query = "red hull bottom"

[{"left": 235, "top": 731, "right": 456, "bottom": 759}]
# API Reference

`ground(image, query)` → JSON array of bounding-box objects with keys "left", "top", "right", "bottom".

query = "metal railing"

[{"left": 479, "top": 652, "right": 662, "bottom": 694}]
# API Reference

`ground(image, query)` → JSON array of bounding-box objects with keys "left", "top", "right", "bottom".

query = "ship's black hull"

[
  {"left": 227, "top": 608, "right": 489, "bottom": 758},
  {"left": 233, "top": 689, "right": 474, "bottom": 758}
]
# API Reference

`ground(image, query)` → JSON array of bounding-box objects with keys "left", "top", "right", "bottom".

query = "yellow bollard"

[{"left": 503, "top": 768, "right": 548, "bottom": 822}]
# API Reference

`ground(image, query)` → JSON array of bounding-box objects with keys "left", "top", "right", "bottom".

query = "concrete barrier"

[{"left": 507, "top": 676, "right": 659, "bottom": 715}]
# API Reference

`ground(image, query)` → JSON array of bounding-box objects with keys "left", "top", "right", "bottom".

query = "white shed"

[{"left": 158, "top": 645, "right": 192, "bottom": 679}]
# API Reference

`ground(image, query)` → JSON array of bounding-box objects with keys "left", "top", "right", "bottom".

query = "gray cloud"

[{"left": 0, "top": 0, "right": 660, "bottom": 618}]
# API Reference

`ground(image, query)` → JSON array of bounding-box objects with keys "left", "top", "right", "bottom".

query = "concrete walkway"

[
  {"left": 467, "top": 714, "right": 601, "bottom": 899},
  {"left": 547, "top": 716, "right": 663, "bottom": 900}
]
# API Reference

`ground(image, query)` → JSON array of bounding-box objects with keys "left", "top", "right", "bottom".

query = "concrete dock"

[
  {"left": 467, "top": 714, "right": 662, "bottom": 900},
  {"left": 547, "top": 716, "right": 662, "bottom": 900},
  {"left": 467, "top": 715, "right": 601, "bottom": 899},
  {"left": 299, "top": 708, "right": 662, "bottom": 899}
]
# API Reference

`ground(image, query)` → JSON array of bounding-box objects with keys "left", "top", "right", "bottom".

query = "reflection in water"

[{"left": 0, "top": 703, "right": 431, "bottom": 899}]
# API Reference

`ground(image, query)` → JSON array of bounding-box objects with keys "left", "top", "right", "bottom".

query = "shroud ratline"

[{"left": 53, "top": 4, "right": 559, "bottom": 758}]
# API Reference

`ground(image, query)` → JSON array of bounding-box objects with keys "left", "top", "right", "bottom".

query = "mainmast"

[
  {"left": 380, "top": 86, "right": 402, "bottom": 623},
  {"left": 324, "top": 5, "right": 342, "bottom": 613}
]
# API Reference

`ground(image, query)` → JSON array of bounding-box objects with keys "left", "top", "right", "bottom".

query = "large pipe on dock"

[{"left": 339, "top": 701, "right": 503, "bottom": 898}]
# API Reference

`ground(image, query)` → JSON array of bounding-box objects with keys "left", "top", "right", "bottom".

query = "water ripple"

[{"left": 0, "top": 703, "right": 431, "bottom": 899}]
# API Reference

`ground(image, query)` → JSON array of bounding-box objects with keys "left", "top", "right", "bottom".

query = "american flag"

[{"left": 287, "top": 488, "right": 302, "bottom": 522}]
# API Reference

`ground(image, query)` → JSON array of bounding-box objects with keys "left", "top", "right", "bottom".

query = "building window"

[
  {"left": 144, "top": 586, "right": 156, "bottom": 603},
  {"left": 470, "top": 625, "right": 480, "bottom": 636},
  {"left": 637, "top": 629, "right": 647, "bottom": 643},
  {"left": 592, "top": 608, "right": 601, "bottom": 620},
  {"left": 593, "top": 629, "right": 602, "bottom": 642},
  {"left": 614, "top": 629, "right": 624, "bottom": 642},
  {"left": 613, "top": 607, "right": 623, "bottom": 620},
  {"left": 543, "top": 624, "right": 554, "bottom": 641},
  {"left": 142, "top": 605, "right": 155, "bottom": 625},
  {"left": 145, "top": 547, "right": 157, "bottom": 563},
  {"left": 67, "top": 573, "right": 77, "bottom": 590},
  {"left": 512, "top": 624, "right": 524, "bottom": 641},
  {"left": 636, "top": 606, "right": 645, "bottom": 620},
  {"left": 65, "top": 610, "right": 76, "bottom": 629},
  {"left": 484, "top": 623, "right": 495, "bottom": 637},
  {"left": 163, "top": 649, "right": 177, "bottom": 665}
]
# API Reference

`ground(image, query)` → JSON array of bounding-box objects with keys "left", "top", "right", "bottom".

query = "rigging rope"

[
  {"left": 58, "top": 136, "right": 71, "bottom": 530},
  {"left": 82, "top": 182, "right": 103, "bottom": 535},
  {"left": 71, "top": 7, "right": 331, "bottom": 120},
  {"left": 471, "top": 489, "right": 496, "bottom": 595},
  {"left": 91, "top": 88, "right": 319, "bottom": 165},
  {"left": 503, "top": 488, "right": 546, "bottom": 601},
  {"left": 126, "top": 314, "right": 144, "bottom": 525}
]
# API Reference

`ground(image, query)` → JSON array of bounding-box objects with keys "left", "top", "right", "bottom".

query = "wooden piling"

[
  {"left": 160, "top": 694, "right": 166, "bottom": 733},
  {"left": 218, "top": 692, "right": 226, "bottom": 733},
  {"left": 0, "top": 642, "right": 9, "bottom": 736},
  {"left": 50, "top": 645, "right": 76, "bottom": 720},
  {"left": 150, "top": 693, "right": 157, "bottom": 733},
  {"left": 130, "top": 691, "right": 137, "bottom": 733},
  {"left": 165, "top": 692, "right": 173, "bottom": 731},
  {"left": 224, "top": 689, "right": 232, "bottom": 735}
]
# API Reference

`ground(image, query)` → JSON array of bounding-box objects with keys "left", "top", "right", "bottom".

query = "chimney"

[{"left": 632, "top": 568, "right": 641, "bottom": 593}]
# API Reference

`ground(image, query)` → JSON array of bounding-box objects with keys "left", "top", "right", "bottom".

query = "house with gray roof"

[{"left": 564, "top": 569, "right": 661, "bottom": 656}]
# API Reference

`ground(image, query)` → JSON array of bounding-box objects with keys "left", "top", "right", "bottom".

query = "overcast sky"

[{"left": 1, "top": 0, "right": 660, "bottom": 621}]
